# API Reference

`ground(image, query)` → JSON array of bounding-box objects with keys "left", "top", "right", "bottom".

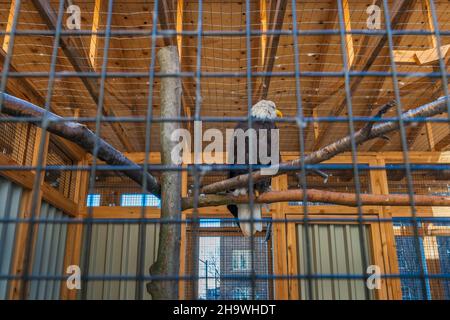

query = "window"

[
  {"left": 199, "top": 219, "right": 221, "bottom": 228},
  {"left": 86, "top": 194, "right": 100, "bottom": 207},
  {"left": 232, "top": 250, "right": 251, "bottom": 271},
  {"left": 120, "top": 193, "right": 161, "bottom": 207},
  {"left": 232, "top": 288, "right": 250, "bottom": 300}
]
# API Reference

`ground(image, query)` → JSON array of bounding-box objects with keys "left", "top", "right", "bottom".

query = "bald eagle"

[{"left": 227, "top": 100, "right": 283, "bottom": 237}]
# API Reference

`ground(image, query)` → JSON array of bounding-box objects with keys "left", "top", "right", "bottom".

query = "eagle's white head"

[{"left": 251, "top": 100, "right": 283, "bottom": 120}]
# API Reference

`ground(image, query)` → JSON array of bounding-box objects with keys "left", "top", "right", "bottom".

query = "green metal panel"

[
  {"left": 0, "top": 177, "right": 23, "bottom": 299},
  {"left": 85, "top": 222, "right": 160, "bottom": 300},
  {"left": 28, "top": 202, "right": 69, "bottom": 300},
  {"left": 296, "top": 224, "right": 373, "bottom": 300}
]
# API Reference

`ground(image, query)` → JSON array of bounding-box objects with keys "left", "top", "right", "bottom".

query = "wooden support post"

[
  {"left": 8, "top": 129, "right": 49, "bottom": 299},
  {"left": 174, "top": 0, "right": 191, "bottom": 130},
  {"left": 259, "top": 0, "right": 288, "bottom": 99},
  {"left": 259, "top": 0, "right": 268, "bottom": 64},
  {"left": 369, "top": 157, "right": 402, "bottom": 300},
  {"left": 176, "top": 0, "right": 184, "bottom": 61},
  {"left": 61, "top": 156, "right": 88, "bottom": 300},
  {"left": 2, "top": 0, "right": 17, "bottom": 52},
  {"left": 422, "top": 0, "right": 438, "bottom": 48},
  {"left": 342, "top": 0, "right": 355, "bottom": 68},
  {"left": 312, "top": 108, "right": 320, "bottom": 141},
  {"left": 178, "top": 167, "right": 188, "bottom": 299},
  {"left": 89, "top": 0, "right": 102, "bottom": 69},
  {"left": 425, "top": 122, "right": 436, "bottom": 151},
  {"left": 271, "top": 175, "right": 289, "bottom": 299}
]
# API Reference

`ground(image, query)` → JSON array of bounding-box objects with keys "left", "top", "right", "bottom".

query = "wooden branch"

[
  {"left": 147, "top": 46, "right": 182, "bottom": 300},
  {"left": 201, "top": 96, "right": 450, "bottom": 194},
  {"left": 0, "top": 93, "right": 161, "bottom": 197},
  {"left": 181, "top": 189, "right": 450, "bottom": 209}
]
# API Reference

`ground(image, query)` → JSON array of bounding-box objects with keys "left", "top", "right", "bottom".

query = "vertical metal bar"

[
  {"left": 81, "top": 0, "right": 114, "bottom": 300},
  {"left": 335, "top": 0, "right": 370, "bottom": 299},
  {"left": 244, "top": 0, "right": 256, "bottom": 300},
  {"left": 20, "top": 0, "right": 65, "bottom": 299},
  {"left": 289, "top": 0, "right": 314, "bottom": 300},
  {"left": 426, "top": 0, "right": 450, "bottom": 127},
  {"left": 137, "top": 0, "right": 160, "bottom": 300},
  {"left": 0, "top": 0, "right": 22, "bottom": 113},
  {"left": 191, "top": 0, "right": 203, "bottom": 300},
  {"left": 381, "top": 0, "right": 429, "bottom": 300}
]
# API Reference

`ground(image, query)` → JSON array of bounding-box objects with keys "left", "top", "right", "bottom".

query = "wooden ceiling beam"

[
  {"left": 434, "top": 131, "right": 450, "bottom": 151},
  {"left": 158, "top": 0, "right": 176, "bottom": 47},
  {"left": 89, "top": 0, "right": 102, "bottom": 69},
  {"left": 304, "top": 1, "right": 338, "bottom": 147},
  {"left": 371, "top": 0, "right": 447, "bottom": 152},
  {"left": 313, "top": 0, "right": 416, "bottom": 150},
  {"left": 0, "top": 50, "right": 44, "bottom": 106},
  {"left": 176, "top": 0, "right": 184, "bottom": 61},
  {"left": 31, "top": 0, "right": 135, "bottom": 152},
  {"left": 342, "top": 0, "right": 355, "bottom": 69},
  {"left": 258, "top": 0, "right": 288, "bottom": 100},
  {"left": 158, "top": 0, "right": 193, "bottom": 131},
  {"left": 2, "top": 0, "right": 17, "bottom": 52}
]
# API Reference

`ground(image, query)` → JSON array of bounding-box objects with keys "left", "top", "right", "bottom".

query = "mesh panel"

[
  {"left": 0, "top": 116, "right": 36, "bottom": 165},
  {"left": 184, "top": 219, "right": 273, "bottom": 300},
  {"left": 45, "top": 139, "right": 76, "bottom": 200},
  {"left": 394, "top": 220, "right": 450, "bottom": 300}
]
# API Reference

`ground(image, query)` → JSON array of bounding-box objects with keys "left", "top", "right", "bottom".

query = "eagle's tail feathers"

[{"left": 237, "top": 203, "right": 263, "bottom": 237}]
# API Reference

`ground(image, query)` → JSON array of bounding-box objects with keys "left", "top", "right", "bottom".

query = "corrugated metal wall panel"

[
  {"left": 85, "top": 223, "right": 159, "bottom": 300},
  {"left": 0, "top": 177, "right": 23, "bottom": 299},
  {"left": 296, "top": 224, "right": 373, "bottom": 300},
  {"left": 28, "top": 202, "right": 69, "bottom": 300}
]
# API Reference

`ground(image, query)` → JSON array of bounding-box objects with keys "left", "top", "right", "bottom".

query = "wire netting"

[{"left": 0, "top": 0, "right": 449, "bottom": 301}]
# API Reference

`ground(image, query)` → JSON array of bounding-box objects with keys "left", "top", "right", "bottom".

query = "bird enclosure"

[{"left": 0, "top": 0, "right": 449, "bottom": 301}]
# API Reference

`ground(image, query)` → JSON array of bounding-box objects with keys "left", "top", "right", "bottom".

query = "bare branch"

[
  {"left": 147, "top": 46, "right": 182, "bottom": 300},
  {"left": 182, "top": 189, "right": 450, "bottom": 209},
  {"left": 0, "top": 93, "right": 161, "bottom": 196},
  {"left": 201, "top": 96, "right": 450, "bottom": 194}
]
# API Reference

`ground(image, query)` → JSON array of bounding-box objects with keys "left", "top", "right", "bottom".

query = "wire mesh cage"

[{"left": 0, "top": 0, "right": 449, "bottom": 302}]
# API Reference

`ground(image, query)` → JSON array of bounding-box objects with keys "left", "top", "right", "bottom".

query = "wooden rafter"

[
  {"left": 89, "top": 0, "right": 102, "bottom": 69},
  {"left": 258, "top": 0, "right": 288, "bottom": 100},
  {"left": 259, "top": 0, "right": 268, "bottom": 64},
  {"left": 157, "top": 0, "right": 192, "bottom": 130},
  {"left": 435, "top": 132, "right": 450, "bottom": 151},
  {"left": 176, "top": 0, "right": 184, "bottom": 61},
  {"left": 342, "top": 0, "right": 355, "bottom": 68},
  {"left": 304, "top": 0, "right": 338, "bottom": 145},
  {"left": 158, "top": 0, "right": 175, "bottom": 46},
  {"left": 313, "top": 0, "right": 416, "bottom": 150},
  {"left": 373, "top": 0, "right": 447, "bottom": 152},
  {"left": 2, "top": 0, "right": 17, "bottom": 52},
  {"left": 31, "top": 0, "right": 135, "bottom": 152}
]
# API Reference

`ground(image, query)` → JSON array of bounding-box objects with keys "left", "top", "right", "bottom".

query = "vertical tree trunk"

[{"left": 147, "top": 46, "right": 182, "bottom": 299}]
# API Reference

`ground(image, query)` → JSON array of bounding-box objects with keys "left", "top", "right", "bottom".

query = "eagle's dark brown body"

[{"left": 227, "top": 119, "right": 278, "bottom": 220}]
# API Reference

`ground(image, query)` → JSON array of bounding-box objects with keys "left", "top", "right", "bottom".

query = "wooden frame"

[
  {"left": 2, "top": 139, "right": 449, "bottom": 299},
  {"left": 285, "top": 213, "right": 387, "bottom": 300}
]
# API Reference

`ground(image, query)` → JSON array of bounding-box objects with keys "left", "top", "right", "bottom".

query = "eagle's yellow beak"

[{"left": 276, "top": 109, "right": 283, "bottom": 118}]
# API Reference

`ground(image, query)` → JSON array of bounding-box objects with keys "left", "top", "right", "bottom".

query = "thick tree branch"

[
  {"left": 0, "top": 93, "right": 161, "bottom": 196},
  {"left": 181, "top": 189, "right": 450, "bottom": 209},
  {"left": 147, "top": 46, "right": 182, "bottom": 300},
  {"left": 201, "top": 96, "right": 450, "bottom": 194}
]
